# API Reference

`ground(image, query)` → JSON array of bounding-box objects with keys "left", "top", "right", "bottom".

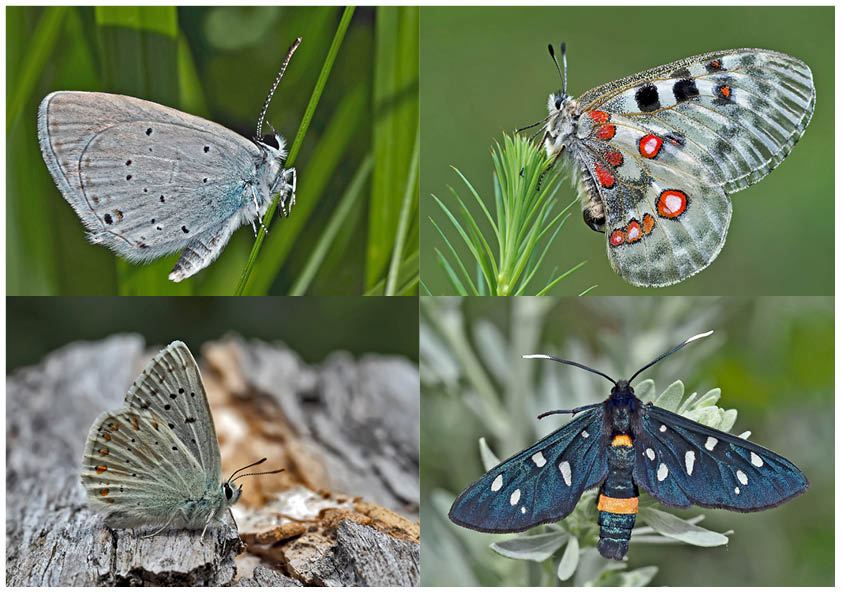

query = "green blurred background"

[
  {"left": 420, "top": 6, "right": 834, "bottom": 296},
  {"left": 8, "top": 6, "right": 419, "bottom": 296},
  {"left": 420, "top": 296, "right": 833, "bottom": 586},
  {"left": 6, "top": 296, "right": 418, "bottom": 370}
]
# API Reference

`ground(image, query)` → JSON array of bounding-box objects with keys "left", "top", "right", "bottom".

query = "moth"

[
  {"left": 449, "top": 331, "right": 808, "bottom": 560},
  {"left": 523, "top": 45, "right": 815, "bottom": 287},
  {"left": 38, "top": 39, "right": 301, "bottom": 282}
]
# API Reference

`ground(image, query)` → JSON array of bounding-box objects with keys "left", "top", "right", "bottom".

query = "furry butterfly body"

[{"left": 537, "top": 47, "right": 814, "bottom": 287}]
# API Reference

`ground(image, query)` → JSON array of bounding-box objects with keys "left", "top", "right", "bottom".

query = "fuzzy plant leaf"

[
  {"left": 490, "top": 532, "right": 567, "bottom": 562},
  {"left": 637, "top": 508, "right": 729, "bottom": 547},
  {"left": 478, "top": 437, "right": 501, "bottom": 471},
  {"left": 556, "top": 535, "right": 580, "bottom": 580}
]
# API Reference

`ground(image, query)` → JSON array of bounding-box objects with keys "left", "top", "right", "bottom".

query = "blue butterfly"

[{"left": 449, "top": 331, "right": 808, "bottom": 559}]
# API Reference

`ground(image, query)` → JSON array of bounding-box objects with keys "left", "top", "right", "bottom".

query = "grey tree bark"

[{"left": 6, "top": 335, "right": 419, "bottom": 586}]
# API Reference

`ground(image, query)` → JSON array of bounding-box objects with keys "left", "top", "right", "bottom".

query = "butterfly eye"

[
  {"left": 224, "top": 483, "right": 233, "bottom": 500},
  {"left": 554, "top": 95, "right": 563, "bottom": 110}
]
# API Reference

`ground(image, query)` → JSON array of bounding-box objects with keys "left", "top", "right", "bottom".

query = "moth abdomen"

[{"left": 597, "top": 434, "right": 639, "bottom": 560}]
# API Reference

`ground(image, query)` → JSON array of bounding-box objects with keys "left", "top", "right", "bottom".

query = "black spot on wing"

[
  {"left": 673, "top": 79, "right": 699, "bottom": 102},
  {"left": 635, "top": 84, "right": 660, "bottom": 112}
]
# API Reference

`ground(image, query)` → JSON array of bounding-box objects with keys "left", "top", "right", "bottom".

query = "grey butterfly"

[
  {"left": 524, "top": 45, "right": 815, "bottom": 287},
  {"left": 38, "top": 38, "right": 301, "bottom": 283},
  {"left": 80, "top": 341, "right": 282, "bottom": 538}
]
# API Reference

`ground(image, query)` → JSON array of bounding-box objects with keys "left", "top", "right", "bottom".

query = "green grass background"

[
  {"left": 420, "top": 296, "right": 833, "bottom": 586},
  {"left": 420, "top": 6, "right": 834, "bottom": 296},
  {"left": 8, "top": 6, "right": 419, "bottom": 295}
]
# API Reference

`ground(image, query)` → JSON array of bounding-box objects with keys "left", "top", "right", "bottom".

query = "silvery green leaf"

[
  {"left": 720, "top": 408, "right": 738, "bottom": 432},
  {"left": 676, "top": 391, "right": 697, "bottom": 414},
  {"left": 685, "top": 405, "right": 722, "bottom": 428},
  {"left": 575, "top": 547, "right": 626, "bottom": 587},
  {"left": 653, "top": 380, "right": 683, "bottom": 412},
  {"left": 490, "top": 532, "right": 567, "bottom": 561},
  {"left": 478, "top": 437, "right": 501, "bottom": 471},
  {"left": 419, "top": 323, "right": 459, "bottom": 386},
  {"left": 556, "top": 535, "right": 579, "bottom": 581},
  {"left": 692, "top": 388, "right": 722, "bottom": 409},
  {"left": 638, "top": 507, "right": 729, "bottom": 547},
  {"left": 616, "top": 566, "right": 658, "bottom": 587},
  {"left": 473, "top": 319, "right": 509, "bottom": 386},
  {"left": 633, "top": 379, "right": 655, "bottom": 403},
  {"left": 431, "top": 488, "right": 457, "bottom": 521},
  {"left": 738, "top": 430, "right": 751, "bottom": 440}
]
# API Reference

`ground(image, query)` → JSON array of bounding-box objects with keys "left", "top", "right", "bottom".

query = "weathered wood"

[{"left": 6, "top": 336, "right": 419, "bottom": 586}]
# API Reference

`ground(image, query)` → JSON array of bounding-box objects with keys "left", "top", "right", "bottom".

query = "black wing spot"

[
  {"left": 635, "top": 84, "right": 660, "bottom": 112},
  {"left": 104, "top": 214, "right": 113, "bottom": 225},
  {"left": 185, "top": 417, "right": 196, "bottom": 424},
  {"left": 182, "top": 226, "right": 189, "bottom": 234},
  {"left": 146, "top": 128, "right": 153, "bottom": 136},
  {"left": 673, "top": 79, "right": 699, "bottom": 102}
]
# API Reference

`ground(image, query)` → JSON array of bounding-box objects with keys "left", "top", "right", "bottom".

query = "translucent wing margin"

[
  {"left": 632, "top": 405, "right": 808, "bottom": 511},
  {"left": 124, "top": 341, "right": 222, "bottom": 484},
  {"left": 449, "top": 407, "right": 607, "bottom": 532}
]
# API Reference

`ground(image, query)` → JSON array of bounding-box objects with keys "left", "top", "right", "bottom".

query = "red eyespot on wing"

[
  {"left": 639, "top": 135, "right": 663, "bottom": 158},
  {"left": 657, "top": 190, "right": 688, "bottom": 218},
  {"left": 625, "top": 220, "right": 642, "bottom": 243},
  {"left": 609, "top": 229, "right": 625, "bottom": 247},
  {"left": 595, "top": 124, "right": 616, "bottom": 140},
  {"left": 605, "top": 149, "right": 624, "bottom": 167},
  {"left": 642, "top": 213, "right": 655, "bottom": 234},
  {"left": 588, "top": 111, "right": 610, "bottom": 123},
  {"left": 594, "top": 163, "right": 615, "bottom": 188}
]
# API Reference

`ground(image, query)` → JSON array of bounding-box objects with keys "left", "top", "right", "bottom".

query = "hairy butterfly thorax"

[
  {"left": 449, "top": 331, "right": 809, "bottom": 561},
  {"left": 520, "top": 43, "right": 815, "bottom": 287}
]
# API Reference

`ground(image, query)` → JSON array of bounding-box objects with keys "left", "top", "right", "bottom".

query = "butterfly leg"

[
  {"left": 199, "top": 509, "right": 217, "bottom": 541},
  {"left": 168, "top": 217, "right": 239, "bottom": 282},
  {"left": 536, "top": 151, "right": 562, "bottom": 192},
  {"left": 277, "top": 168, "right": 296, "bottom": 218},
  {"left": 251, "top": 187, "right": 269, "bottom": 234},
  {"left": 140, "top": 508, "right": 185, "bottom": 539}
]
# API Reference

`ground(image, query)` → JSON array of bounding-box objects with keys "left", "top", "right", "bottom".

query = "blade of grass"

[
  {"left": 235, "top": 6, "right": 354, "bottom": 295},
  {"left": 289, "top": 153, "right": 373, "bottom": 295},
  {"left": 364, "top": 250, "right": 419, "bottom": 296},
  {"left": 368, "top": 6, "right": 419, "bottom": 288},
  {"left": 579, "top": 283, "right": 598, "bottom": 296},
  {"left": 429, "top": 218, "right": 479, "bottom": 295},
  {"left": 434, "top": 250, "right": 468, "bottom": 296},
  {"left": 385, "top": 125, "right": 419, "bottom": 295},
  {"left": 7, "top": 6, "right": 67, "bottom": 132},
  {"left": 536, "top": 261, "right": 586, "bottom": 296},
  {"left": 431, "top": 194, "right": 493, "bottom": 290}
]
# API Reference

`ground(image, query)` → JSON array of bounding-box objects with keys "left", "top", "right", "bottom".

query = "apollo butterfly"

[{"left": 524, "top": 45, "right": 815, "bottom": 287}]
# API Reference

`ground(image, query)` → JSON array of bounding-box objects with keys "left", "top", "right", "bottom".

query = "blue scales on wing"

[
  {"left": 449, "top": 407, "right": 608, "bottom": 533},
  {"left": 632, "top": 405, "right": 809, "bottom": 511}
]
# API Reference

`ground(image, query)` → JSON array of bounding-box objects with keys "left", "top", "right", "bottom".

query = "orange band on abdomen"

[
  {"left": 598, "top": 494, "right": 639, "bottom": 514},
  {"left": 611, "top": 434, "right": 632, "bottom": 447}
]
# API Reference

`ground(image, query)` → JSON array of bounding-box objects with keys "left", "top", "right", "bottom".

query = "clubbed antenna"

[
  {"left": 547, "top": 42, "right": 568, "bottom": 96},
  {"left": 256, "top": 37, "right": 302, "bottom": 140}
]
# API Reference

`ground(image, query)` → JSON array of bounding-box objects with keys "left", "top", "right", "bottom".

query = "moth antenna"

[
  {"left": 537, "top": 402, "right": 602, "bottom": 419},
  {"left": 256, "top": 37, "right": 302, "bottom": 140},
  {"left": 627, "top": 331, "right": 714, "bottom": 384},
  {"left": 547, "top": 43, "right": 564, "bottom": 93},
  {"left": 523, "top": 354, "right": 617, "bottom": 385}
]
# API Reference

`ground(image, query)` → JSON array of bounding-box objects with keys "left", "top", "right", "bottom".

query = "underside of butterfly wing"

[{"left": 37, "top": 91, "right": 264, "bottom": 263}]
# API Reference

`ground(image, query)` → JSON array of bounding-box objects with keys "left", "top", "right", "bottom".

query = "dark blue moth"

[{"left": 448, "top": 332, "right": 809, "bottom": 560}]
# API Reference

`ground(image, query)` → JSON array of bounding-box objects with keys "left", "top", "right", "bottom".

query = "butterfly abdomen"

[{"left": 597, "top": 433, "right": 639, "bottom": 560}]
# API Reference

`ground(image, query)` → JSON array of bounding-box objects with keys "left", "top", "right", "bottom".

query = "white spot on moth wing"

[
  {"left": 734, "top": 486, "right": 740, "bottom": 495},
  {"left": 659, "top": 425, "right": 667, "bottom": 433},
  {"left": 685, "top": 451, "right": 696, "bottom": 475},
  {"left": 531, "top": 451, "right": 547, "bottom": 468},
  {"left": 705, "top": 437, "right": 718, "bottom": 451},
  {"left": 521, "top": 506, "right": 527, "bottom": 514},
  {"left": 645, "top": 448, "right": 655, "bottom": 461},
  {"left": 559, "top": 461, "right": 572, "bottom": 487},
  {"left": 491, "top": 474, "right": 503, "bottom": 492},
  {"left": 750, "top": 452, "right": 763, "bottom": 467},
  {"left": 736, "top": 470, "right": 748, "bottom": 485},
  {"left": 657, "top": 463, "right": 669, "bottom": 481},
  {"left": 581, "top": 430, "right": 589, "bottom": 438},
  {"left": 510, "top": 489, "right": 521, "bottom": 506}
]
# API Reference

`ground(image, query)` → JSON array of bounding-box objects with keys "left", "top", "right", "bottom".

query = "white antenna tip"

[
  {"left": 522, "top": 354, "right": 551, "bottom": 359},
  {"left": 685, "top": 330, "right": 714, "bottom": 344}
]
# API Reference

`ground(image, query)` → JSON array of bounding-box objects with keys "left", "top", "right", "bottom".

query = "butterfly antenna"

[
  {"left": 560, "top": 42, "right": 568, "bottom": 96},
  {"left": 547, "top": 43, "right": 565, "bottom": 95},
  {"left": 233, "top": 468, "right": 285, "bottom": 482},
  {"left": 523, "top": 354, "right": 617, "bottom": 385},
  {"left": 627, "top": 331, "right": 714, "bottom": 385},
  {"left": 256, "top": 37, "right": 302, "bottom": 140},
  {"left": 228, "top": 457, "right": 284, "bottom": 482}
]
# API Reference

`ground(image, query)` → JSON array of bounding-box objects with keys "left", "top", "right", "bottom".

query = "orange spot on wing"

[
  {"left": 642, "top": 213, "right": 655, "bottom": 234},
  {"left": 131, "top": 416, "right": 139, "bottom": 431},
  {"left": 625, "top": 220, "right": 642, "bottom": 243},
  {"left": 595, "top": 124, "right": 616, "bottom": 140},
  {"left": 103, "top": 433, "right": 111, "bottom": 442},
  {"left": 588, "top": 110, "right": 610, "bottom": 123},
  {"left": 609, "top": 229, "right": 625, "bottom": 247},
  {"left": 99, "top": 449, "right": 109, "bottom": 456},
  {"left": 110, "top": 423, "right": 119, "bottom": 431},
  {"left": 96, "top": 465, "right": 107, "bottom": 474},
  {"left": 721, "top": 86, "right": 731, "bottom": 97},
  {"left": 598, "top": 494, "right": 639, "bottom": 514},
  {"left": 639, "top": 134, "right": 662, "bottom": 158},
  {"left": 100, "top": 488, "right": 110, "bottom": 497},
  {"left": 594, "top": 163, "right": 615, "bottom": 188},
  {"left": 605, "top": 149, "right": 623, "bottom": 167}
]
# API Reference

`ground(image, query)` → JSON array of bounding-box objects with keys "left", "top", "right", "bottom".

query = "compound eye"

[
  {"left": 224, "top": 483, "right": 233, "bottom": 500},
  {"left": 554, "top": 95, "right": 563, "bottom": 110}
]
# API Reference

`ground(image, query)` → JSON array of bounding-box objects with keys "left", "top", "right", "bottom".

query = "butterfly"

[
  {"left": 521, "top": 45, "right": 815, "bottom": 287},
  {"left": 80, "top": 341, "right": 282, "bottom": 539},
  {"left": 448, "top": 331, "right": 808, "bottom": 560},
  {"left": 37, "top": 39, "right": 301, "bottom": 282}
]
